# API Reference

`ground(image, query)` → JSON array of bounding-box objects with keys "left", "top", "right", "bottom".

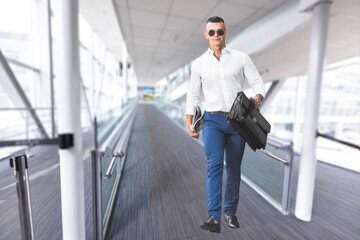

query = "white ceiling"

[{"left": 80, "top": 0, "right": 360, "bottom": 86}]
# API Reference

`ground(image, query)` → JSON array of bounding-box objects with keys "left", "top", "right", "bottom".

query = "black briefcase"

[{"left": 226, "top": 92, "right": 271, "bottom": 151}]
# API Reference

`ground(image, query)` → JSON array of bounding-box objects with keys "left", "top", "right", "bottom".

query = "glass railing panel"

[
  {"left": 241, "top": 137, "right": 293, "bottom": 214},
  {"left": 95, "top": 105, "right": 122, "bottom": 228},
  {"left": 267, "top": 137, "right": 293, "bottom": 160},
  {"left": 96, "top": 101, "right": 133, "bottom": 148},
  {"left": 156, "top": 100, "right": 186, "bottom": 129},
  {"left": 93, "top": 99, "right": 136, "bottom": 236},
  {"left": 242, "top": 145, "right": 286, "bottom": 205},
  {"left": 96, "top": 108, "right": 122, "bottom": 148}
]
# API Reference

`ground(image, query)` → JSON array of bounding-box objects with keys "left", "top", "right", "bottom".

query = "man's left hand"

[{"left": 254, "top": 94, "right": 264, "bottom": 108}]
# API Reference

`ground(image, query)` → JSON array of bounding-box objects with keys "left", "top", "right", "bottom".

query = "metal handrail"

[
  {"left": 102, "top": 104, "right": 136, "bottom": 238},
  {"left": 267, "top": 135, "right": 293, "bottom": 149},
  {"left": 260, "top": 149, "right": 289, "bottom": 165},
  {"left": 317, "top": 131, "right": 360, "bottom": 150},
  {"left": 104, "top": 121, "right": 132, "bottom": 178},
  {"left": 103, "top": 105, "right": 132, "bottom": 179}
]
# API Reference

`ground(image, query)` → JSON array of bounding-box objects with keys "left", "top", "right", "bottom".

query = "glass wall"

[
  {"left": 0, "top": 0, "right": 133, "bottom": 158},
  {"left": 0, "top": 0, "right": 34, "bottom": 65},
  {"left": 262, "top": 57, "right": 360, "bottom": 153},
  {"left": 0, "top": 0, "right": 42, "bottom": 151},
  {"left": 0, "top": 0, "right": 38, "bottom": 106}
]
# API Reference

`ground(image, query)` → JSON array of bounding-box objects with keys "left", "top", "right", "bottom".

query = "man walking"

[{"left": 186, "top": 16, "right": 265, "bottom": 233}]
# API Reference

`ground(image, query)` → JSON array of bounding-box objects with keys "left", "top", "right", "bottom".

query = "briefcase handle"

[{"left": 237, "top": 92, "right": 256, "bottom": 118}]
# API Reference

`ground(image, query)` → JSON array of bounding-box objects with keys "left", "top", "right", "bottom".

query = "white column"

[
  {"left": 122, "top": 42, "right": 128, "bottom": 101},
  {"left": 293, "top": 76, "right": 306, "bottom": 153},
  {"left": 57, "top": 0, "right": 85, "bottom": 239},
  {"left": 295, "top": 0, "right": 332, "bottom": 221}
]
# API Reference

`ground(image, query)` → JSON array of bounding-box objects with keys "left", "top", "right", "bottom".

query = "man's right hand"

[
  {"left": 188, "top": 126, "right": 200, "bottom": 139},
  {"left": 187, "top": 115, "right": 200, "bottom": 139}
]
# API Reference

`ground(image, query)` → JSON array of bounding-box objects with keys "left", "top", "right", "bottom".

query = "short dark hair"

[{"left": 206, "top": 16, "right": 224, "bottom": 24}]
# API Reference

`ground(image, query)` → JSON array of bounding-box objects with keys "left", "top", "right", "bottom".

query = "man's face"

[{"left": 204, "top": 22, "right": 227, "bottom": 48}]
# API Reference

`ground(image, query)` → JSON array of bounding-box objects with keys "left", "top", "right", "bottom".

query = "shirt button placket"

[
  {"left": 219, "top": 63, "right": 224, "bottom": 80},
  {"left": 219, "top": 62, "right": 228, "bottom": 110}
]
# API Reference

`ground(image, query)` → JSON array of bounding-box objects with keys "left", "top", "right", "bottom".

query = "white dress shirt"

[{"left": 186, "top": 47, "right": 265, "bottom": 115}]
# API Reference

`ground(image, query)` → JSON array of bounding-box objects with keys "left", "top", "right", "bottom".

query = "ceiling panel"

[
  {"left": 127, "top": 0, "right": 173, "bottom": 14},
  {"left": 262, "top": 0, "right": 289, "bottom": 9},
  {"left": 160, "top": 30, "right": 188, "bottom": 44},
  {"left": 129, "top": 9, "right": 167, "bottom": 29},
  {"left": 208, "top": 1, "right": 257, "bottom": 26},
  {"left": 133, "top": 37, "right": 158, "bottom": 47},
  {"left": 132, "top": 26, "right": 162, "bottom": 40},
  {"left": 170, "top": 0, "right": 219, "bottom": 19},
  {"left": 224, "top": 0, "right": 280, "bottom": 8},
  {"left": 163, "top": 16, "right": 201, "bottom": 33}
]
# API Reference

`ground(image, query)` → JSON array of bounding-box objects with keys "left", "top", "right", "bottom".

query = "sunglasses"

[{"left": 208, "top": 29, "right": 225, "bottom": 37}]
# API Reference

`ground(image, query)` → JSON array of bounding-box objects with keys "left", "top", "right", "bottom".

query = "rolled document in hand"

[{"left": 192, "top": 106, "right": 204, "bottom": 133}]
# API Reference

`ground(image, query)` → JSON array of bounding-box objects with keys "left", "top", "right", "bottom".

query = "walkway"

[
  {"left": 105, "top": 103, "right": 360, "bottom": 240},
  {"left": 0, "top": 103, "right": 359, "bottom": 239}
]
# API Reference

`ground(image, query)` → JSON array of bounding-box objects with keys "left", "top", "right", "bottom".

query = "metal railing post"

[
  {"left": 91, "top": 150, "right": 103, "bottom": 240},
  {"left": 9, "top": 155, "right": 35, "bottom": 240},
  {"left": 281, "top": 142, "right": 294, "bottom": 214}
]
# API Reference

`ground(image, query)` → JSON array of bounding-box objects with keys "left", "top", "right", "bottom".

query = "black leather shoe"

[
  {"left": 225, "top": 215, "right": 240, "bottom": 228},
  {"left": 200, "top": 218, "right": 221, "bottom": 233}
]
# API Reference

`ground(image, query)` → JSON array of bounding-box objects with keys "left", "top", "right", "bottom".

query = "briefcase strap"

[{"left": 238, "top": 94, "right": 255, "bottom": 118}]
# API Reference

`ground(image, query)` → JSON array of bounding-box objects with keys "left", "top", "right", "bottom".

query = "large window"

[
  {"left": 0, "top": 0, "right": 35, "bottom": 65},
  {"left": 0, "top": 0, "right": 126, "bottom": 146}
]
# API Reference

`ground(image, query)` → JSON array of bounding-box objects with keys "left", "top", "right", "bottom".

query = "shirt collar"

[{"left": 207, "top": 46, "right": 231, "bottom": 55}]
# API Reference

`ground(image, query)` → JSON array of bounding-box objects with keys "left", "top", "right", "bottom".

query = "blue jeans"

[{"left": 202, "top": 112, "right": 246, "bottom": 222}]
